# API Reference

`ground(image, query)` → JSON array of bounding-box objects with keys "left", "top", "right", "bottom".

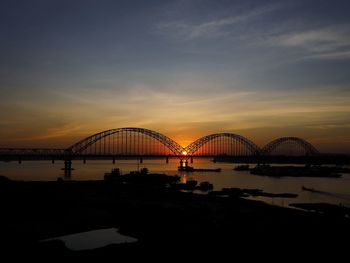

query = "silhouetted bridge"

[{"left": 0, "top": 127, "right": 320, "bottom": 164}]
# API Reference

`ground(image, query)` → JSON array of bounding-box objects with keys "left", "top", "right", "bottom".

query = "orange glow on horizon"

[{"left": 168, "top": 134, "right": 202, "bottom": 149}]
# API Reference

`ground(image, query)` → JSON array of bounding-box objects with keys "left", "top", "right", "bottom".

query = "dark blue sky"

[{"left": 1, "top": 0, "right": 350, "bottom": 152}]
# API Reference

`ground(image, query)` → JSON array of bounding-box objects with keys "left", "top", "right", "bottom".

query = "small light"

[{"left": 182, "top": 151, "right": 188, "bottom": 155}]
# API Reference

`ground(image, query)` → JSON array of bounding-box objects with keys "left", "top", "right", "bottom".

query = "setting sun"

[{"left": 182, "top": 151, "right": 188, "bottom": 155}]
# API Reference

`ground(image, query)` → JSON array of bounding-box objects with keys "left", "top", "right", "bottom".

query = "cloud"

[
  {"left": 156, "top": 3, "right": 282, "bottom": 41},
  {"left": 270, "top": 25, "right": 350, "bottom": 60},
  {"left": 301, "top": 50, "right": 350, "bottom": 60}
]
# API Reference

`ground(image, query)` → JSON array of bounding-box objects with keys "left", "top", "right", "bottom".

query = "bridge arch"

[
  {"left": 262, "top": 137, "right": 319, "bottom": 156},
  {"left": 184, "top": 133, "right": 260, "bottom": 156},
  {"left": 67, "top": 128, "right": 184, "bottom": 156}
]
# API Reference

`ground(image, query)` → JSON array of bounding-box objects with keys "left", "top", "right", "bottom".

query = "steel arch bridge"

[
  {"left": 262, "top": 137, "right": 319, "bottom": 156},
  {"left": 0, "top": 128, "right": 321, "bottom": 162},
  {"left": 185, "top": 133, "right": 260, "bottom": 157},
  {"left": 68, "top": 127, "right": 184, "bottom": 156},
  {"left": 67, "top": 127, "right": 183, "bottom": 156}
]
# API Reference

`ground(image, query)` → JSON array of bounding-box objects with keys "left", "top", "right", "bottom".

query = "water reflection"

[{"left": 180, "top": 172, "right": 187, "bottom": 184}]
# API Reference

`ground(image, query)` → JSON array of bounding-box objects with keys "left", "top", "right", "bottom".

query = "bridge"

[{"left": 0, "top": 127, "right": 320, "bottom": 167}]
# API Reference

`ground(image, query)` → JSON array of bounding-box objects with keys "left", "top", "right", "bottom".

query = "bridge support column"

[
  {"left": 113, "top": 157, "right": 115, "bottom": 164},
  {"left": 166, "top": 156, "right": 169, "bottom": 163},
  {"left": 179, "top": 159, "right": 183, "bottom": 167},
  {"left": 52, "top": 159, "right": 55, "bottom": 164},
  {"left": 190, "top": 157, "right": 193, "bottom": 163},
  {"left": 140, "top": 157, "right": 143, "bottom": 164},
  {"left": 63, "top": 160, "right": 72, "bottom": 179},
  {"left": 18, "top": 158, "right": 22, "bottom": 164},
  {"left": 64, "top": 160, "right": 72, "bottom": 170},
  {"left": 83, "top": 158, "right": 86, "bottom": 164},
  {"left": 179, "top": 159, "right": 189, "bottom": 168}
]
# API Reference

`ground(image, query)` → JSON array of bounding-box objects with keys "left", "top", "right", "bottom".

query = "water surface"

[{"left": 1, "top": 158, "right": 350, "bottom": 207}]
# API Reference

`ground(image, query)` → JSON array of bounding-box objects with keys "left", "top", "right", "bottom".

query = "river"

[{"left": 1, "top": 158, "right": 350, "bottom": 207}]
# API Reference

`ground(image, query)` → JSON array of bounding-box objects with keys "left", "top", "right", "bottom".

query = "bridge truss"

[
  {"left": 262, "top": 137, "right": 319, "bottom": 156},
  {"left": 0, "top": 128, "right": 320, "bottom": 161},
  {"left": 185, "top": 133, "right": 260, "bottom": 156},
  {"left": 67, "top": 127, "right": 184, "bottom": 157}
]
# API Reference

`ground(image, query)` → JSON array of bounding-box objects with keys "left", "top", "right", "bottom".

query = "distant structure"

[
  {"left": 0, "top": 127, "right": 320, "bottom": 165},
  {"left": 262, "top": 137, "right": 319, "bottom": 156},
  {"left": 184, "top": 133, "right": 260, "bottom": 157},
  {"left": 68, "top": 127, "right": 184, "bottom": 156}
]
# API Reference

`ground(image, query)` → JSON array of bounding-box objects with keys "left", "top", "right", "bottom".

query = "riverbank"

[{"left": 0, "top": 175, "right": 349, "bottom": 258}]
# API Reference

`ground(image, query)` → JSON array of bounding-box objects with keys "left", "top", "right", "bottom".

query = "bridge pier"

[
  {"left": 63, "top": 160, "right": 72, "bottom": 179},
  {"left": 18, "top": 158, "right": 22, "bottom": 164},
  {"left": 140, "top": 157, "right": 143, "bottom": 164},
  {"left": 190, "top": 157, "right": 193, "bottom": 163},
  {"left": 64, "top": 160, "right": 72, "bottom": 170},
  {"left": 52, "top": 159, "right": 55, "bottom": 164},
  {"left": 166, "top": 156, "right": 169, "bottom": 163},
  {"left": 113, "top": 157, "right": 115, "bottom": 164},
  {"left": 83, "top": 158, "right": 86, "bottom": 164},
  {"left": 179, "top": 159, "right": 189, "bottom": 168}
]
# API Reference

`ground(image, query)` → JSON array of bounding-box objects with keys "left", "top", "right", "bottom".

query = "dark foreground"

[{"left": 0, "top": 175, "right": 349, "bottom": 259}]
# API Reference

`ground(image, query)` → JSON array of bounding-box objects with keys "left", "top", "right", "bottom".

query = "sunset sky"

[{"left": 1, "top": 0, "right": 350, "bottom": 152}]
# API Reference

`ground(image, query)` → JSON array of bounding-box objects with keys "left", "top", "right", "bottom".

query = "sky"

[{"left": 1, "top": 0, "right": 350, "bottom": 152}]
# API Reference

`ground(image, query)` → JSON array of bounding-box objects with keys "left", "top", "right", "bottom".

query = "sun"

[{"left": 182, "top": 151, "right": 188, "bottom": 156}]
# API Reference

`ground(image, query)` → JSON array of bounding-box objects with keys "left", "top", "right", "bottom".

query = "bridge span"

[{"left": 0, "top": 127, "right": 321, "bottom": 171}]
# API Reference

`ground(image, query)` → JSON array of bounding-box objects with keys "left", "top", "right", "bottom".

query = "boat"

[
  {"left": 178, "top": 166, "right": 221, "bottom": 172},
  {"left": 178, "top": 166, "right": 195, "bottom": 172},
  {"left": 193, "top": 168, "right": 221, "bottom": 172},
  {"left": 233, "top": 165, "right": 250, "bottom": 171}
]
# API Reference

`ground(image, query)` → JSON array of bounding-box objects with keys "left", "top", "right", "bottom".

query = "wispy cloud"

[
  {"left": 156, "top": 4, "right": 282, "bottom": 41},
  {"left": 270, "top": 25, "right": 350, "bottom": 60},
  {"left": 302, "top": 50, "right": 350, "bottom": 60},
  {"left": 16, "top": 124, "right": 84, "bottom": 142}
]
